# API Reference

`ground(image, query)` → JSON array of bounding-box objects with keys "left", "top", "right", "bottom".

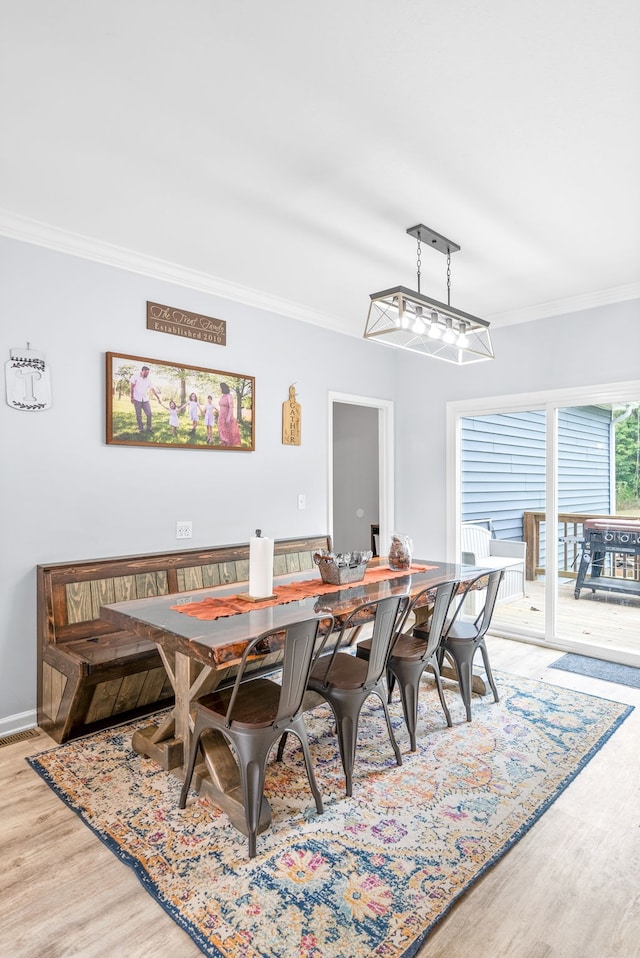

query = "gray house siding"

[{"left": 461, "top": 407, "right": 612, "bottom": 550}]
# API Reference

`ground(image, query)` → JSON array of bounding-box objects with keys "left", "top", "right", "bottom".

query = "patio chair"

[
  {"left": 178, "top": 614, "right": 333, "bottom": 859},
  {"left": 461, "top": 522, "right": 526, "bottom": 611},
  {"left": 356, "top": 578, "right": 458, "bottom": 750}
]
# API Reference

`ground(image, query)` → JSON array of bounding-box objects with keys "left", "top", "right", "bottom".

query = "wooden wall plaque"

[
  {"left": 282, "top": 385, "right": 301, "bottom": 445},
  {"left": 147, "top": 302, "right": 226, "bottom": 346}
]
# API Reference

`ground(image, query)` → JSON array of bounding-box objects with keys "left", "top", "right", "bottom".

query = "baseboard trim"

[{"left": 0, "top": 709, "right": 38, "bottom": 738}]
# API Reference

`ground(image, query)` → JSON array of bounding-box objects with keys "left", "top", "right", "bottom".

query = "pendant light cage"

[{"left": 363, "top": 225, "right": 494, "bottom": 364}]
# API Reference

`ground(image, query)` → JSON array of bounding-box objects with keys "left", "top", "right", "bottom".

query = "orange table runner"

[{"left": 171, "top": 564, "right": 435, "bottom": 621}]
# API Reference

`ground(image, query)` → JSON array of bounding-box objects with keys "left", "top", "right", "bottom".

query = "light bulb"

[
  {"left": 456, "top": 324, "right": 469, "bottom": 348},
  {"left": 428, "top": 320, "right": 442, "bottom": 339},
  {"left": 443, "top": 318, "right": 456, "bottom": 344}
]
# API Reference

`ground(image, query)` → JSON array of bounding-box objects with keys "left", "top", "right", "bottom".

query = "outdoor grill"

[{"left": 574, "top": 518, "right": 640, "bottom": 599}]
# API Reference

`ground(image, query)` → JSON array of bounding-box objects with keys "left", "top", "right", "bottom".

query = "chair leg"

[
  {"left": 478, "top": 639, "right": 499, "bottom": 703},
  {"left": 430, "top": 657, "right": 453, "bottom": 728},
  {"left": 179, "top": 714, "right": 205, "bottom": 808},
  {"left": 449, "top": 647, "right": 474, "bottom": 722},
  {"left": 275, "top": 731, "right": 288, "bottom": 762},
  {"left": 377, "top": 692, "right": 403, "bottom": 768},
  {"left": 290, "top": 720, "right": 323, "bottom": 815},
  {"left": 333, "top": 709, "right": 358, "bottom": 797},
  {"left": 386, "top": 668, "right": 396, "bottom": 703},
  {"left": 389, "top": 663, "right": 419, "bottom": 752},
  {"left": 239, "top": 755, "right": 268, "bottom": 859}
]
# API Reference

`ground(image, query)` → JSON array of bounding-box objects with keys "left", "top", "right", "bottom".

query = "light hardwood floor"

[
  {"left": 2, "top": 638, "right": 639, "bottom": 958},
  {"left": 491, "top": 577, "right": 640, "bottom": 663}
]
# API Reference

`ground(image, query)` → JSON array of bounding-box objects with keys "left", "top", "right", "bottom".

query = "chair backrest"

[
  {"left": 399, "top": 579, "right": 458, "bottom": 658},
  {"left": 461, "top": 523, "right": 492, "bottom": 562},
  {"left": 448, "top": 569, "right": 504, "bottom": 640},
  {"left": 361, "top": 594, "right": 406, "bottom": 687},
  {"left": 314, "top": 593, "right": 406, "bottom": 691},
  {"left": 223, "top": 615, "right": 334, "bottom": 728}
]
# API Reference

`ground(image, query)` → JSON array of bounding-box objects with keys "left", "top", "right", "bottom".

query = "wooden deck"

[{"left": 490, "top": 576, "right": 640, "bottom": 663}]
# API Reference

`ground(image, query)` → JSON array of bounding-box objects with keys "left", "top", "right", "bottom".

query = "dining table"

[{"left": 100, "top": 556, "right": 489, "bottom": 837}]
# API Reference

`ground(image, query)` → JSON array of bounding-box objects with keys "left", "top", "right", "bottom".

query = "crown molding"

[
  {"left": 2, "top": 208, "right": 638, "bottom": 336},
  {"left": 488, "top": 282, "right": 640, "bottom": 328},
  {"left": 0, "top": 208, "right": 345, "bottom": 333}
]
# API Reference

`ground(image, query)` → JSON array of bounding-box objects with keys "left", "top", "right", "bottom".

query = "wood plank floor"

[
  {"left": 2, "top": 638, "right": 639, "bottom": 958},
  {"left": 491, "top": 577, "right": 640, "bottom": 662}
]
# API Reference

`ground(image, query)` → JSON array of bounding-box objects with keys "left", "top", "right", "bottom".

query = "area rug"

[
  {"left": 28, "top": 672, "right": 632, "bottom": 958},
  {"left": 549, "top": 652, "right": 640, "bottom": 689}
]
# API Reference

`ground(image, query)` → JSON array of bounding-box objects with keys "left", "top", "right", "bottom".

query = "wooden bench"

[{"left": 37, "top": 535, "right": 330, "bottom": 743}]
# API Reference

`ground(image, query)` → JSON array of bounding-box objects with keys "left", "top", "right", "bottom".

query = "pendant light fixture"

[{"left": 363, "top": 224, "right": 494, "bottom": 364}]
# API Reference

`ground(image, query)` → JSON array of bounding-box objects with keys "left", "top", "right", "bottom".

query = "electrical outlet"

[
  {"left": 297, "top": 494, "right": 306, "bottom": 510},
  {"left": 176, "top": 520, "right": 192, "bottom": 539}
]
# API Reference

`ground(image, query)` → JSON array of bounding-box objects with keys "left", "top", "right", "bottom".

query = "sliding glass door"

[
  {"left": 459, "top": 408, "right": 546, "bottom": 637},
  {"left": 450, "top": 383, "right": 640, "bottom": 666}
]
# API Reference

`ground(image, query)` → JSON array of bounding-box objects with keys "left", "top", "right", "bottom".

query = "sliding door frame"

[{"left": 446, "top": 378, "right": 640, "bottom": 657}]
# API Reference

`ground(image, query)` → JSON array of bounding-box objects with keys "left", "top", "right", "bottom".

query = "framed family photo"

[{"left": 106, "top": 352, "right": 255, "bottom": 450}]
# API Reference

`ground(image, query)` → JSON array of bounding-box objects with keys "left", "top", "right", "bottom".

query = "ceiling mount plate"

[{"left": 406, "top": 224, "right": 460, "bottom": 255}]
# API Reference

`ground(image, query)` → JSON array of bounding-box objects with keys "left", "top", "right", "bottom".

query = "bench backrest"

[
  {"left": 461, "top": 523, "right": 492, "bottom": 562},
  {"left": 38, "top": 535, "right": 331, "bottom": 645}
]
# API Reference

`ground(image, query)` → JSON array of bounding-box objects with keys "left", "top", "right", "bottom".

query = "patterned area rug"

[{"left": 28, "top": 672, "right": 632, "bottom": 958}]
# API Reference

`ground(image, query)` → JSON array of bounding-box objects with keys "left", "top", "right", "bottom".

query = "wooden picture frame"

[{"left": 106, "top": 352, "right": 254, "bottom": 450}]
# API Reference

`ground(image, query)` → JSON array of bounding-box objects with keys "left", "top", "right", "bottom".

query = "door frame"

[{"left": 328, "top": 392, "right": 395, "bottom": 554}]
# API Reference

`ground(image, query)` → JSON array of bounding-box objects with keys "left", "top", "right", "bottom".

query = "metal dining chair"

[
  {"left": 434, "top": 569, "right": 504, "bottom": 722},
  {"left": 356, "top": 579, "right": 458, "bottom": 750},
  {"left": 178, "top": 614, "right": 333, "bottom": 859},
  {"left": 278, "top": 593, "right": 407, "bottom": 797}
]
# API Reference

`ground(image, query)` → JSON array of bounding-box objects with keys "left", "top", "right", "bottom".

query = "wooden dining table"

[{"left": 100, "top": 557, "right": 488, "bottom": 837}]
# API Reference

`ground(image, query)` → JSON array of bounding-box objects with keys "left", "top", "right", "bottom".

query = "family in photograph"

[
  {"left": 136, "top": 376, "right": 242, "bottom": 446},
  {"left": 130, "top": 365, "right": 161, "bottom": 433}
]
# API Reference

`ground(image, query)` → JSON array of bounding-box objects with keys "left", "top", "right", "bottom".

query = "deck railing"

[{"left": 522, "top": 511, "right": 640, "bottom": 582}]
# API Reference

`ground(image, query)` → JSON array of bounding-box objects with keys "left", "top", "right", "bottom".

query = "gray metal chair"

[
  {"left": 436, "top": 569, "right": 504, "bottom": 722},
  {"left": 356, "top": 579, "right": 458, "bottom": 750},
  {"left": 290, "top": 593, "right": 407, "bottom": 797},
  {"left": 179, "top": 614, "right": 333, "bottom": 859}
]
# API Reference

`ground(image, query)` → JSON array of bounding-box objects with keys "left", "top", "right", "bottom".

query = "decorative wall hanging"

[
  {"left": 146, "top": 302, "right": 227, "bottom": 346},
  {"left": 282, "top": 384, "right": 301, "bottom": 445},
  {"left": 106, "top": 352, "right": 254, "bottom": 450},
  {"left": 5, "top": 344, "right": 51, "bottom": 411}
]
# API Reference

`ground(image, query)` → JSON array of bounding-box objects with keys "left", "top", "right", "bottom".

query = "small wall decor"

[
  {"left": 282, "top": 383, "right": 301, "bottom": 445},
  {"left": 147, "top": 302, "right": 227, "bottom": 346},
  {"left": 106, "top": 352, "right": 254, "bottom": 450},
  {"left": 5, "top": 344, "right": 51, "bottom": 411}
]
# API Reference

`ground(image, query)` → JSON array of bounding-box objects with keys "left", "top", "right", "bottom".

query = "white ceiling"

[{"left": 1, "top": 1, "right": 639, "bottom": 339}]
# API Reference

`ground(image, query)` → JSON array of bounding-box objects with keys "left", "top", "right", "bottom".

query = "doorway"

[{"left": 328, "top": 393, "right": 394, "bottom": 556}]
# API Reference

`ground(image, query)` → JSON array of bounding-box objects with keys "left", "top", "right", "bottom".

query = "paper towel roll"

[{"left": 249, "top": 532, "right": 274, "bottom": 598}]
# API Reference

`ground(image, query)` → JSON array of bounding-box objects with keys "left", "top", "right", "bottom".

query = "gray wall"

[
  {"left": 1, "top": 234, "right": 639, "bottom": 732},
  {"left": 0, "top": 237, "right": 395, "bottom": 733},
  {"left": 332, "top": 403, "right": 379, "bottom": 553}
]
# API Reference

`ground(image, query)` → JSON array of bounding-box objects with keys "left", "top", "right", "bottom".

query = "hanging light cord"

[
  {"left": 447, "top": 249, "right": 451, "bottom": 307},
  {"left": 416, "top": 236, "right": 422, "bottom": 295}
]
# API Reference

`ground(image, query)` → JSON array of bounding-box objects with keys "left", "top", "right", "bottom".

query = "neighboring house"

[{"left": 461, "top": 406, "right": 613, "bottom": 568}]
